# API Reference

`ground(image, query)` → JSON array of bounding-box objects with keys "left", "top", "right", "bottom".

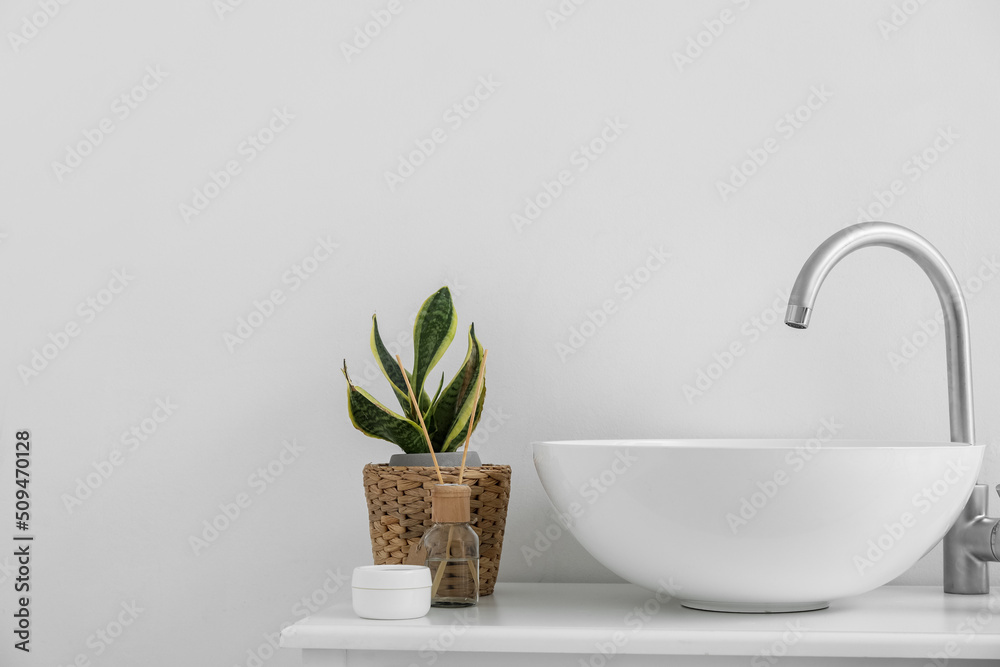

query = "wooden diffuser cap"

[{"left": 431, "top": 484, "right": 471, "bottom": 523}]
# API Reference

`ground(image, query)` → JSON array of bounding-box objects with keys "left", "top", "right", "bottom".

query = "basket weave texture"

[{"left": 362, "top": 463, "right": 511, "bottom": 596}]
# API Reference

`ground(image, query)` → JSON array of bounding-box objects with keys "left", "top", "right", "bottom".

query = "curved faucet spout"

[{"left": 784, "top": 221, "right": 974, "bottom": 446}]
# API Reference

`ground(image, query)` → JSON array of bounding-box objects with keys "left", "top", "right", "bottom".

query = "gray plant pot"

[{"left": 387, "top": 451, "right": 482, "bottom": 467}]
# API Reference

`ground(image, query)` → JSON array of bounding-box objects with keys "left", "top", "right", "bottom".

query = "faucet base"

[{"left": 944, "top": 485, "right": 998, "bottom": 595}]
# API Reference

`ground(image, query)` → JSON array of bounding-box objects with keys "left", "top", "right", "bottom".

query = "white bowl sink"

[{"left": 533, "top": 439, "right": 984, "bottom": 612}]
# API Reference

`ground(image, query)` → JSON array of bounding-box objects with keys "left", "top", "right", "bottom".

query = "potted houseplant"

[{"left": 341, "top": 286, "right": 511, "bottom": 596}]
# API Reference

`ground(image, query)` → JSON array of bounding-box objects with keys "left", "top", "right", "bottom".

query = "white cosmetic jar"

[{"left": 352, "top": 565, "right": 432, "bottom": 620}]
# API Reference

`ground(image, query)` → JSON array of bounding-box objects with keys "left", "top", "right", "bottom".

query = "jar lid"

[{"left": 352, "top": 565, "right": 431, "bottom": 590}]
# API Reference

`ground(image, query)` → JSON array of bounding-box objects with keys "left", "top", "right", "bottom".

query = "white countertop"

[{"left": 280, "top": 583, "right": 1000, "bottom": 660}]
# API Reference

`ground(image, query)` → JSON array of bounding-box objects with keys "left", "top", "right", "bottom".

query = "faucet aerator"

[{"left": 784, "top": 304, "right": 811, "bottom": 329}]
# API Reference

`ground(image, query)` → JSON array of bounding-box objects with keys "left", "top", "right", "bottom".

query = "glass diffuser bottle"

[{"left": 420, "top": 483, "right": 479, "bottom": 607}]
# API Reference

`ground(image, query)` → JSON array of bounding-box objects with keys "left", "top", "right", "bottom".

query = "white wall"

[{"left": 2, "top": 1, "right": 999, "bottom": 665}]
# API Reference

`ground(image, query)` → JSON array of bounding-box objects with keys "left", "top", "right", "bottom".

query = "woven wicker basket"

[{"left": 362, "top": 463, "right": 511, "bottom": 596}]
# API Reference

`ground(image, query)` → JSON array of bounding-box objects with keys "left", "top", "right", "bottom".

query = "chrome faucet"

[{"left": 784, "top": 221, "right": 999, "bottom": 594}]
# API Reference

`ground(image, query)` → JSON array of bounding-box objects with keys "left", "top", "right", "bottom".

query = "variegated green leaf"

[
  {"left": 442, "top": 374, "right": 486, "bottom": 452},
  {"left": 427, "top": 372, "right": 444, "bottom": 412},
  {"left": 371, "top": 315, "right": 432, "bottom": 420},
  {"left": 342, "top": 361, "right": 428, "bottom": 453},
  {"left": 412, "top": 287, "right": 457, "bottom": 399},
  {"left": 408, "top": 371, "right": 434, "bottom": 415},
  {"left": 425, "top": 324, "right": 483, "bottom": 447},
  {"left": 370, "top": 315, "right": 410, "bottom": 414}
]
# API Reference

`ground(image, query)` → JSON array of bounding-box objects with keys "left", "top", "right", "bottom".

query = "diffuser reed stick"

[
  {"left": 431, "top": 525, "right": 453, "bottom": 597},
  {"left": 457, "top": 348, "right": 487, "bottom": 584},
  {"left": 396, "top": 354, "right": 444, "bottom": 485}
]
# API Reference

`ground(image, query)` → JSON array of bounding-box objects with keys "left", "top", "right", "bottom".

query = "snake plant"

[{"left": 342, "top": 287, "right": 486, "bottom": 453}]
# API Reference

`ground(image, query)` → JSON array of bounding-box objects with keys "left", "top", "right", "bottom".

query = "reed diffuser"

[
  {"left": 422, "top": 484, "right": 479, "bottom": 606},
  {"left": 395, "top": 350, "right": 488, "bottom": 607}
]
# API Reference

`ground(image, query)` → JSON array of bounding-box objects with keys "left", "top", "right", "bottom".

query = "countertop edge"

[
  {"left": 281, "top": 624, "right": 1000, "bottom": 659},
  {"left": 279, "top": 584, "right": 1000, "bottom": 659}
]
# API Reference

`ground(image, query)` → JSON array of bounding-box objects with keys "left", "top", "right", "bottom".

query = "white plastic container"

[{"left": 352, "top": 565, "right": 432, "bottom": 620}]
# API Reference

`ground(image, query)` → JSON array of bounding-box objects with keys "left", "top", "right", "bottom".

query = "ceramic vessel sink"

[{"left": 533, "top": 439, "right": 984, "bottom": 612}]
